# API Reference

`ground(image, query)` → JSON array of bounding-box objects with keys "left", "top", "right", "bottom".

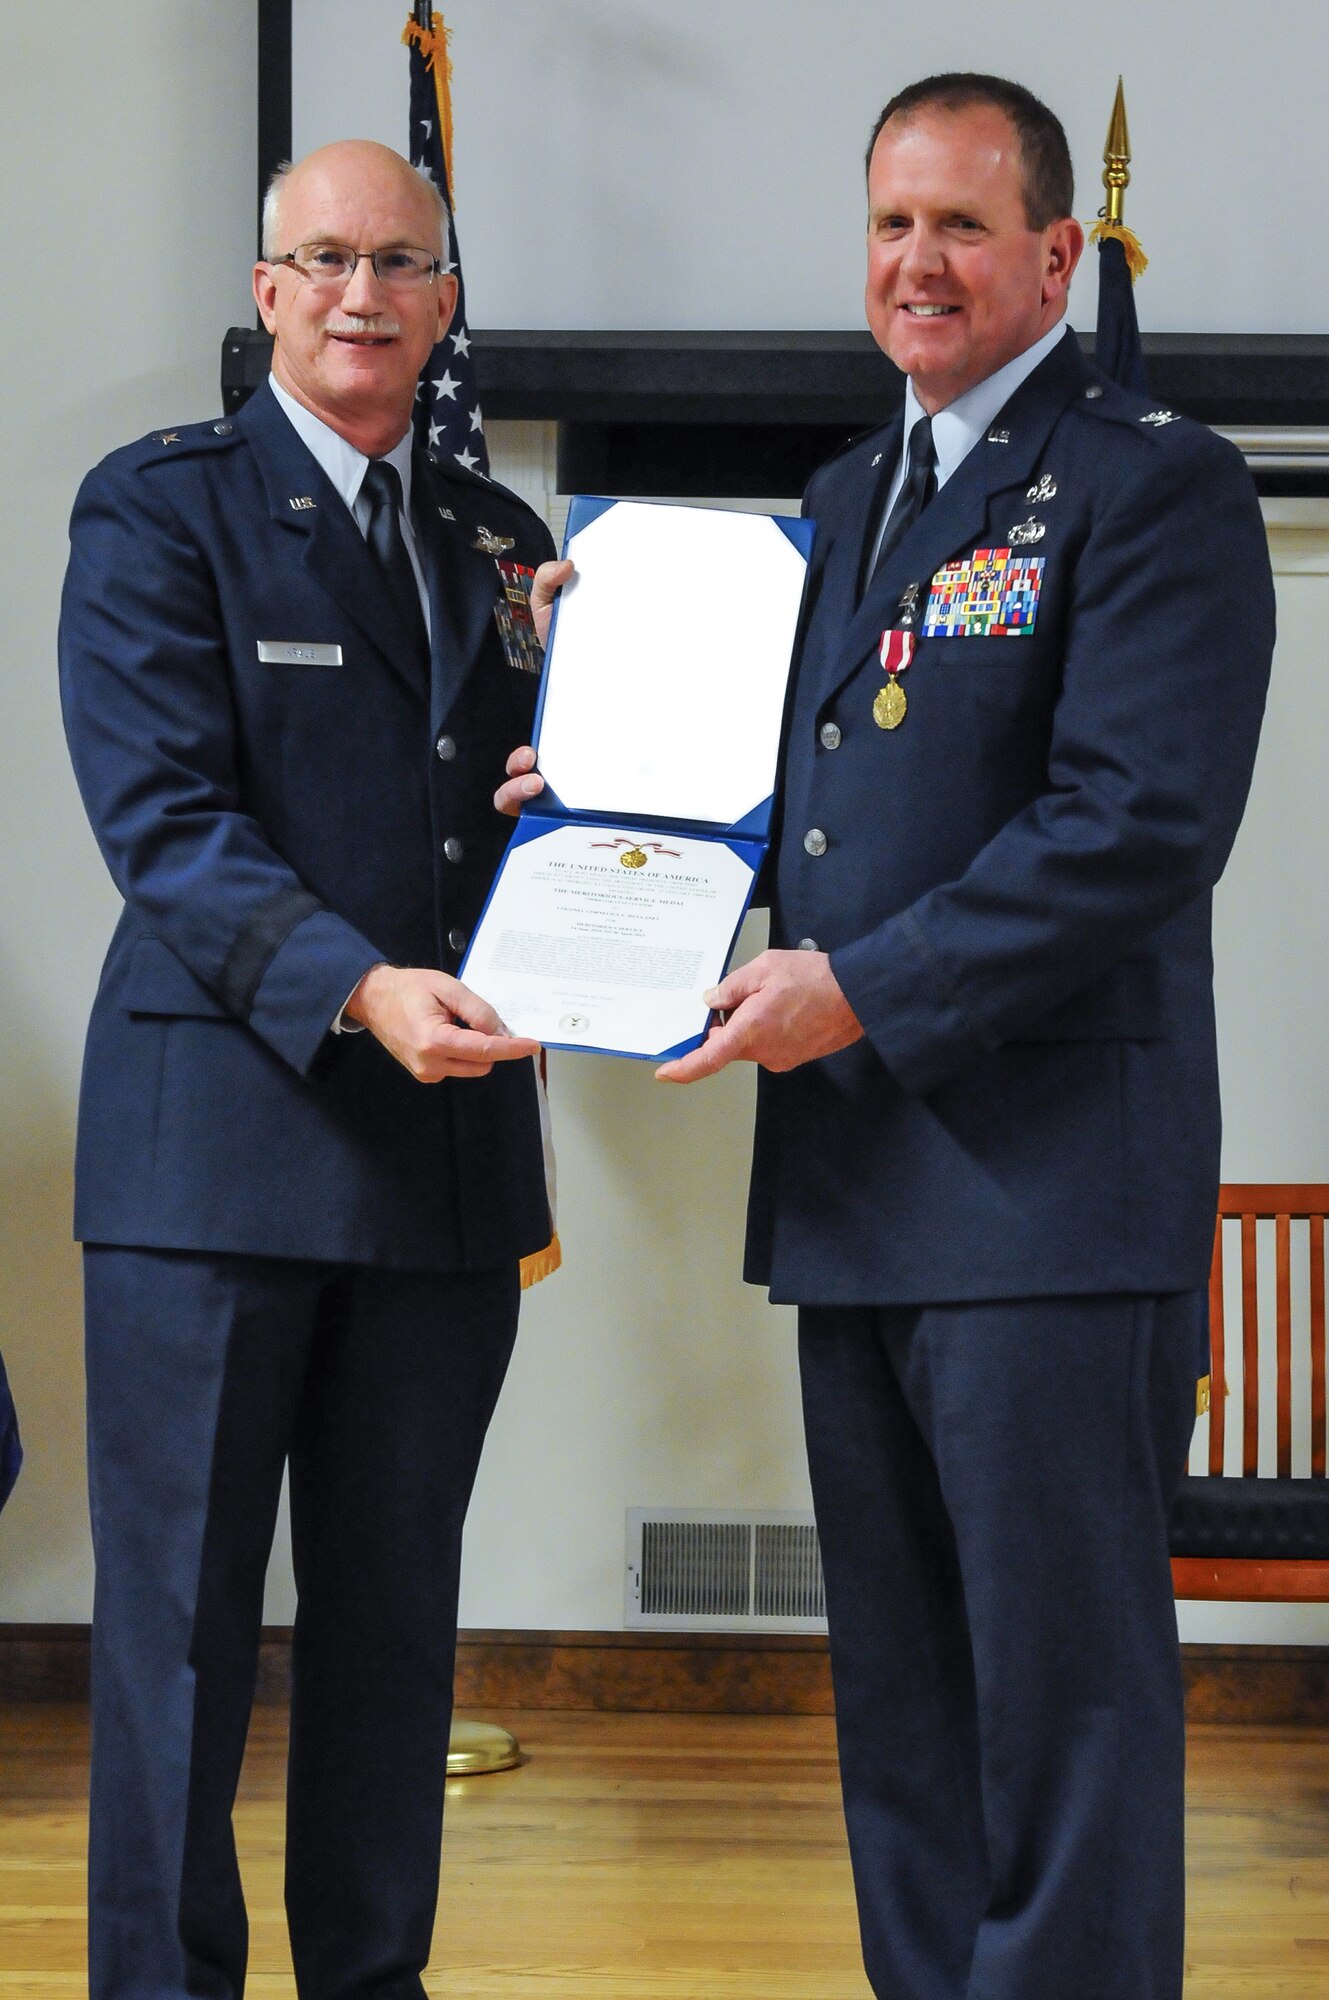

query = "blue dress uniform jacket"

[
  {"left": 747, "top": 329, "right": 1275, "bottom": 1305},
  {"left": 60, "top": 379, "right": 553, "bottom": 1272}
]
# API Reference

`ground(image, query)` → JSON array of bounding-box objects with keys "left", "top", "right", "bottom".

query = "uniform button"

[
  {"left": 448, "top": 927, "right": 467, "bottom": 954},
  {"left": 213, "top": 420, "right": 233, "bottom": 435},
  {"left": 819, "top": 721, "right": 842, "bottom": 750},
  {"left": 797, "top": 937, "right": 820, "bottom": 952},
  {"left": 803, "top": 828, "right": 828, "bottom": 857},
  {"left": 435, "top": 734, "right": 457, "bottom": 760},
  {"left": 443, "top": 836, "right": 464, "bottom": 863},
  {"left": 1083, "top": 384, "right": 1104, "bottom": 400}
]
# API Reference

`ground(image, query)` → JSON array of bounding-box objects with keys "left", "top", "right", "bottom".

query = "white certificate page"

[
  {"left": 538, "top": 501, "right": 810, "bottom": 828},
  {"left": 463, "top": 824, "right": 759, "bottom": 1059}
]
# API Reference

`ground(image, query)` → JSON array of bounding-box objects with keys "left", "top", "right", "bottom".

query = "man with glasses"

[{"left": 60, "top": 140, "right": 561, "bottom": 2000}]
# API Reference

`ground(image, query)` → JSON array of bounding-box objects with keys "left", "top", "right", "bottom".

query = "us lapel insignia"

[
  {"left": 923, "top": 547, "right": 1045, "bottom": 638},
  {"left": 987, "top": 427, "right": 1010, "bottom": 445},
  {"left": 438, "top": 505, "right": 456, "bottom": 522},
  {"left": 287, "top": 495, "right": 317, "bottom": 511},
  {"left": 473, "top": 525, "right": 515, "bottom": 555},
  {"left": 1026, "top": 473, "right": 1057, "bottom": 503},
  {"left": 1141, "top": 409, "right": 1180, "bottom": 427},
  {"left": 1007, "top": 516, "right": 1046, "bottom": 546}
]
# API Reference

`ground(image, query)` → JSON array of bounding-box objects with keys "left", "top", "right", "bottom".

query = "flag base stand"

[{"left": 447, "top": 1717, "right": 522, "bottom": 1775}]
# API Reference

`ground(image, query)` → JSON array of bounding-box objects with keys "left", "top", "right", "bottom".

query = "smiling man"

[
  {"left": 59, "top": 140, "right": 561, "bottom": 2000},
  {"left": 654, "top": 73, "right": 1275, "bottom": 2000}
]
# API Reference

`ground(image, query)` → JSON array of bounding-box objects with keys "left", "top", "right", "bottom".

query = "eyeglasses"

[{"left": 271, "top": 243, "right": 444, "bottom": 289}]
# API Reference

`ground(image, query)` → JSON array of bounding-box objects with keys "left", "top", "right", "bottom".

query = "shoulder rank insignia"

[
  {"left": 923, "top": 547, "right": 1044, "bottom": 638},
  {"left": 473, "top": 525, "right": 515, "bottom": 555},
  {"left": 153, "top": 431, "right": 182, "bottom": 446},
  {"left": 1141, "top": 408, "right": 1181, "bottom": 427}
]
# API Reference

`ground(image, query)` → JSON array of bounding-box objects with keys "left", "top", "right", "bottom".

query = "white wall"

[
  {"left": 292, "top": 0, "right": 1329, "bottom": 335},
  {"left": 0, "top": 1, "right": 257, "bottom": 1616},
  {"left": 2, "top": 3, "right": 1327, "bottom": 1647}
]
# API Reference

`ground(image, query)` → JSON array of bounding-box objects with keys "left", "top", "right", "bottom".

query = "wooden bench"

[{"left": 1170, "top": 1184, "right": 1329, "bottom": 1601}]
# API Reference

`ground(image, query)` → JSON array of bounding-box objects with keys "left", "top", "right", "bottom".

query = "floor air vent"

[{"left": 626, "top": 1509, "right": 827, "bottom": 1631}]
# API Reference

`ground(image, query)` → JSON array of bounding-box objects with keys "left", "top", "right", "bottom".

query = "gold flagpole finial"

[{"left": 1101, "top": 76, "right": 1131, "bottom": 227}]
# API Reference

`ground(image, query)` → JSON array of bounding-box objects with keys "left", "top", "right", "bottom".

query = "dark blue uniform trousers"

[
  {"left": 798, "top": 1292, "right": 1205, "bottom": 2000},
  {"left": 83, "top": 1246, "right": 519, "bottom": 2000}
]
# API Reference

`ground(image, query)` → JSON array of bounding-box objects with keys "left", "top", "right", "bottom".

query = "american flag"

[{"left": 405, "top": 11, "right": 488, "bottom": 473}]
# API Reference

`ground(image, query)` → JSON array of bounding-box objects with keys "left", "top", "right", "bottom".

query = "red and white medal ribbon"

[{"left": 879, "top": 628, "right": 916, "bottom": 677}]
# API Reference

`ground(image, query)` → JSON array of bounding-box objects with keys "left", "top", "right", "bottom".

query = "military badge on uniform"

[
  {"left": 473, "top": 525, "right": 515, "bottom": 555},
  {"left": 1026, "top": 473, "right": 1057, "bottom": 503},
  {"left": 923, "top": 548, "right": 1045, "bottom": 637},
  {"left": 1140, "top": 409, "right": 1180, "bottom": 427},
  {"left": 1007, "top": 517, "right": 1046, "bottom": 546},
  {"left": 874, "top": 584, "right": 922, "bottom": 729},
  {"left": 492, "top": 560, "right": 543, "bottom": 674}
]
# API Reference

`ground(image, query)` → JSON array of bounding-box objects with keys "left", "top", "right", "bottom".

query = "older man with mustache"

[{"left": 60, "top": 140, "right": 563, "bottom": 2000}]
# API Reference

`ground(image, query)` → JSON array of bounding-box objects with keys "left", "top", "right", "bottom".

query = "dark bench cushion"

[{"left": 1169, "top": 1475, "right": 1329, "bottom": 1561}]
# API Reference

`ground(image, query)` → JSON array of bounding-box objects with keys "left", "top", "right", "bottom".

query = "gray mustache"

[{"left": 325, "top": 313, "right": 403, "bottom": 338}]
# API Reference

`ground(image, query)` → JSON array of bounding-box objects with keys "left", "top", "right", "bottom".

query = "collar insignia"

[{"left": 288, "top": 495, "right": 316, "bottom": 511}]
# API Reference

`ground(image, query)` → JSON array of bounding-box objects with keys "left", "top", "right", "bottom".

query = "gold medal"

[
  {"left": 875, "top": 623, "right": 916, "bottom": 731},
  {"left": 619, "top": 846, "right": 648, "bottom": 868},
  {"left": 874, "top": 677, "right": 907, "bottom": 730}
]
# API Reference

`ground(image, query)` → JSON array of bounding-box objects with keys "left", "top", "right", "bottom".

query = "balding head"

[
  {"left": 253, "top": 139, "right": 458, "bottom": 457},
  {"left": 262, "top": 140, "right": 450, "bottom": 264}
]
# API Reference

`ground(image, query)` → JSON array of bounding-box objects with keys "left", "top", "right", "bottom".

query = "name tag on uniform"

[
  {"left": 923, "top": 548, "right": 1045, "bottom": 638},
  {"left": 256, "top": 639, "right": 344, "bottom": 666}
]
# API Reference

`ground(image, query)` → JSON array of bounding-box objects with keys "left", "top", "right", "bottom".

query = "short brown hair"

[{"left": 866, "top": 73, "right": 1074, "bottom": 230}]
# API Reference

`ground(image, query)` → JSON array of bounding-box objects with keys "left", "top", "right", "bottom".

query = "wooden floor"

[{"left": 2, "top": 1705, "right": 1328, "bottom": 1997}]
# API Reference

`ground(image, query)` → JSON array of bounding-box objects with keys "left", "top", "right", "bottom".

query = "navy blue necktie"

[
  {"left": 361, "top": 458, "right": 429, "bottom": 671},
  {"left": 871, "top": 413, "right": 937, "bottom": 582}
]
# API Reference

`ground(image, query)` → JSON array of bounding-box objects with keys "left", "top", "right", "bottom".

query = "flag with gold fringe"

[
  {"left": 403, "top": 7, "right": 489, "bottom": 472},
  {"left": 1089, "top": 78, "right": 1149, "bottom": 394},
  {"left": 402, "top": 8, "right": 562, "bottom": 1288}
]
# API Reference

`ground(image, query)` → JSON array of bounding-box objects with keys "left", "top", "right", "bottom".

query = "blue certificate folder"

[{"left": 461, "top": 496, "right": 815, "bottom": 1062}]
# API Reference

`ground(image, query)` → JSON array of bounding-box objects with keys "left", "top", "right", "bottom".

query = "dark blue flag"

[
  {"left": 404, "top": 11, "right": 488, "bottom": 473},
  {"left": 1094, "top": 231, "right": 1149, "bottom": 395},
  {"left": 0, "top": 1349, "right": 21, "bottom": 1514}
]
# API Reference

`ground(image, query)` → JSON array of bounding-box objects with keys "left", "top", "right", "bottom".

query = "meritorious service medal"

[{"left": 874, "top": 627, "right": 915, "bottom": 730}]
